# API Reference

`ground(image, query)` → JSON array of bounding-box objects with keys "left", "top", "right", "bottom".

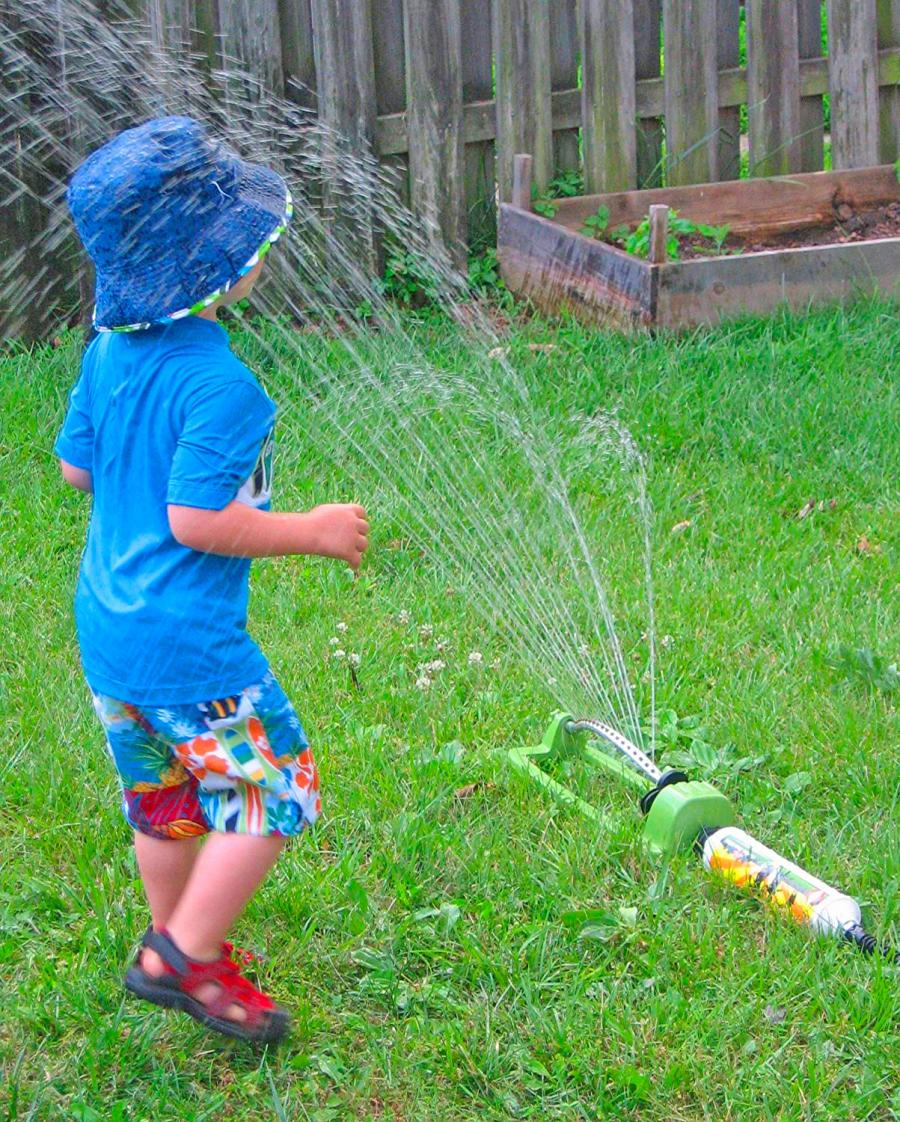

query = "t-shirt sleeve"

[
  {"left": 167, "top": 379, "right": 276, "bottom": 510},
  {"left": 54, "top": 366, "right": 95, "bottom": 470}
]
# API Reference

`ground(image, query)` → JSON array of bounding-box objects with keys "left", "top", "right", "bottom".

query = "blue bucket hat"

[{"left": 67, "top": 116, "right": 293, "bottom": 331}]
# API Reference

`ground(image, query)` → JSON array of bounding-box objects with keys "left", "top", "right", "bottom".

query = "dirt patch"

[{"left": 676, "top": 202, "right": 900, "bottom": 261}]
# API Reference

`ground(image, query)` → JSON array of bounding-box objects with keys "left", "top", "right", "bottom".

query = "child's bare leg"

[
  {"left": 140, "top": 832, "right": 285, "bottom": 1021},
  {"left": 133, "top": 832, "right": 202, "bottom": 927}
]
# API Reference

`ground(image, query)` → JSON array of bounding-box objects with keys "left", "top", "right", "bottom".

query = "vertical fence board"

[
  {"left": 827, "top": 0, "right": 880, "bottom": 168},
  {"left": 404, "top": 0, "right": 466, "bottom": 263},
  {"left": 279, "top": 0, "right": 316, "bottom": 107},
  {"left": 663, "top": 0, "right": 719, "bottom": 185},
  {"left": 798, "top": 0, "right": 825, "bottom": 171},
  {"left": 373, "top": 0, "right": 409, "bottom": 205},
  {"left": 634, "top": 0, "right": 662, "bottom": 187},
  {"left": 746, "top": 1, "right": 801, "bottom": 176},
  {"left": 716, "top": 0, "right": 741, "bottom": 179},
  {"left": 580, "top": 0, "right": 637, "bottom": 193},
  {"left": 217, "top": 0, "right": 284, "bottom": 97},
  {"left": 493, "top": 0, "right": 552, "bottom": 199},
  {"left": 550, "top": 0, "right": 580, "bottom": 176},
  {"left": 461, "top": 0, "right": 495, "bottom": 248},
  {"left": 311, "top": 0, "right": 376, "bottom": 146},
  {"left": 310, "top": 0, "right": 378, "bottom": 266},
  {"left": 878, "top": 0, "right": 900, "bottom": 161}
]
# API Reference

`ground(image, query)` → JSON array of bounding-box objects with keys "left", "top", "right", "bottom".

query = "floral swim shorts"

[{"left": 91, "top": 672, "right": 321, "bottom": 839}]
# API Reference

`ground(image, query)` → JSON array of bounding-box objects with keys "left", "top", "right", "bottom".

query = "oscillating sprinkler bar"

[
  {"left": 565, "top": 717, "right": 662, "bottom": 783},
  {"left": 510, "top": 713, "right": 898, "bottom": 963}
]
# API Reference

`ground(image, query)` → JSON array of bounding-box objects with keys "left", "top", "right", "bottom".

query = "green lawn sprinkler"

[{"left": 510, "top": 713, "right": 898, "bottom": 961}]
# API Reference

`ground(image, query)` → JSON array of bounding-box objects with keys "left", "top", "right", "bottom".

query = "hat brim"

[{"left": 93, "top": 159, "right": 292, "bottom": 332}]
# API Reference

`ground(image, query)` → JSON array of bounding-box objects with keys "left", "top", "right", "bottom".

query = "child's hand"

[{"left": 309, "top": 503, "right": 369, "bottom": 571}]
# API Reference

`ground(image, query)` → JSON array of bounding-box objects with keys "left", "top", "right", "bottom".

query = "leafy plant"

[
  {"left": 826, "top": 646, "right": 899, "bottom": 694},
  {"left": 610, "top": 210, "right": 732, "bottom": 260},
  {"left": 467, "top": 247, "right": 503, "bottom": 294},
  {"left": 547, "top": 168, "right": 584, "bottom": 198},
  {"left": 651, "top": 710, "right": 766, "bottom": 778},
  {"left": 382, "top": 249, "right": 442, "bottom": 306},
  {"left": 581, "top": 204, "right": 610, "bottom": 238},
  {"left": 531, "top": 184, "right": 558, "bottom": 219}
]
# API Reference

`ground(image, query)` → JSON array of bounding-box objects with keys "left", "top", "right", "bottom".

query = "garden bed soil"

[{"left": 671, "top": 202, "right": 900, "bottom": 261}]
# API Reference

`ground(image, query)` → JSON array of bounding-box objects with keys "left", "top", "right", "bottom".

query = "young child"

[{"left": 56, "top": 116, "right": 368, "bottom": 1043}]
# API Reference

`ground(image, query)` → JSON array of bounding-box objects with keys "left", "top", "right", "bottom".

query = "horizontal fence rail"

[{"left": 2, "top": 0, "right": 899, "bottom": 336}]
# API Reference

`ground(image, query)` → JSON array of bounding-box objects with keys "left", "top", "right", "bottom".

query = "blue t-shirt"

[{"left": 55, "top": 316, "right": 276, "bottom": 705}]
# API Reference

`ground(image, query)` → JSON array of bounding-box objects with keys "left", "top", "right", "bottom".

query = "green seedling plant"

[
  {"left": 581, "top": 204, "right": 610, "bottom": 239},
  {"left": 581, "top": 206, "right": 733, "bottom": 260}
]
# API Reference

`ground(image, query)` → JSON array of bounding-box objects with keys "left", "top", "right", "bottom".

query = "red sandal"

[{"left": 125, "top": 927, "right": 290, "bottom": 1043}]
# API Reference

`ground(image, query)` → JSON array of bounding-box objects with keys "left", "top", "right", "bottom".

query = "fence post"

[
  {"left": 826, "top": 0, "right": 880, "bottom": 168},
  {"left": 404, "top": 0, "right": 467, "bottom": 266},
  {"left": 798, "top": 0, "right": 826, "bottom": 172},
  {"left": 493, "top": 0, "right": 552, "bottom": 200},
  {"left": 878, "top": 0, "right": 900, "bottom": 162},
  {"left": 512, "top": 153, "right": 533, "bottom": 210},
  {"left": 648, "top": 204, "right": 669, "bottom": 263},
  {"left": 662, "top": 0, "right": 719, "bottom": 185},
  {"left": 580, "top": 0, "right": 637, "bottom": 193},
  {"left": 746, "top": 0, "right": 801, "bottom": 176}
]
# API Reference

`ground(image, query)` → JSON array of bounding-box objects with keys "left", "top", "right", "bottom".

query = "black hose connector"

[
  {"left": 639, "top": 769, "right": 689, "bottom": 815},
  {"left": 843, "top": 923, "right": 900, "bottom": 964}
]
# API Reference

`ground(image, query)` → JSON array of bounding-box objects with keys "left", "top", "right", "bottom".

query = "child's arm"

[
  {"left": 59, "top": 459, "right": 93, "bottom": 493},
  {"left": 168, "top": 501, "right": 369, "bottom": 569}
]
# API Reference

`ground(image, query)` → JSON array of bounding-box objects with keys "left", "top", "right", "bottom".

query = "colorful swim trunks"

[{"left": 91, "top": 671, "right": 320, "bottom": 839}]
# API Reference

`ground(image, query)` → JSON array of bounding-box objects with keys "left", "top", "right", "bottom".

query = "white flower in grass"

[
  {"left": 490, "top": 658, "right": 502, "bottom": 671},
  {"left": 397, "top": 609, "right": 411, "bottom": 625},
  {"left": 329, "top": 636, "right": 340, "bottom": 646},
  {"left": 548, "top": 676, "right": 557, "bottom": 687},
  {"left": 415, "top": 675, "right": 432, "bottom": 690},
  {"left": 661, "top": 634, "right": 675, "bottom": 649},
  {"left": 336, "top": 621, "right": 348, "bottom": 633},
  {"left": 468, "top": 651, "right": 484, "bottom": 665},
  {"left": 435, "top": 638, "right": 448, "bottom": 652},
  {"left": 332, "top": 649, "right": 346, "bottom": 661},
  {"left": 419, "top": 623, "right": 434, "bottom": 639},
  {"left": 426, "top": 659, "right": 445, "bottom": 674},
  {"left": 348, "top": 653, "right": 361, "bottom": 668}
]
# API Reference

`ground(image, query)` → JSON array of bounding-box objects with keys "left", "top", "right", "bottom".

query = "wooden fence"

[
  {"left": 139, "top": 0, "right": 900, "bottom": 258},
  {"left": 2, "top": 0, "right": 899, "bottom": 334}
]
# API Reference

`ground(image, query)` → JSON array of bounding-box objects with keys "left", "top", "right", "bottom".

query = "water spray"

[{"left": 510, "top": 713, "right": 898, "bottom": 962}]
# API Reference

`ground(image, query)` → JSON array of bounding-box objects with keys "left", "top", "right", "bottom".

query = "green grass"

[{"left": 1, "top": 301, "right": 898, "bottom": 1121}]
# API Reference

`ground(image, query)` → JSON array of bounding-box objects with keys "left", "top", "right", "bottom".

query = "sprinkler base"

[{"left": 511, "top": 712, "right": 734, "bottom": 856}]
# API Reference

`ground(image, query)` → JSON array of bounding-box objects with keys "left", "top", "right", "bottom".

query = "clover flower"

[{"left": 468, "top": 651, "right": 484, "bottom": 665}]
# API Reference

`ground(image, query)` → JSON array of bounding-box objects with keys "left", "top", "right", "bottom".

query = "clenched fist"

[{"left": 308, "top": 503, "right": 370, "bottom": 571}]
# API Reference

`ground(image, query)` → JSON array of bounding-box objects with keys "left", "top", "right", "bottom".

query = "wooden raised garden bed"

[{"left": 498, "top": 155, "right": 900, "bottom": 331}]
